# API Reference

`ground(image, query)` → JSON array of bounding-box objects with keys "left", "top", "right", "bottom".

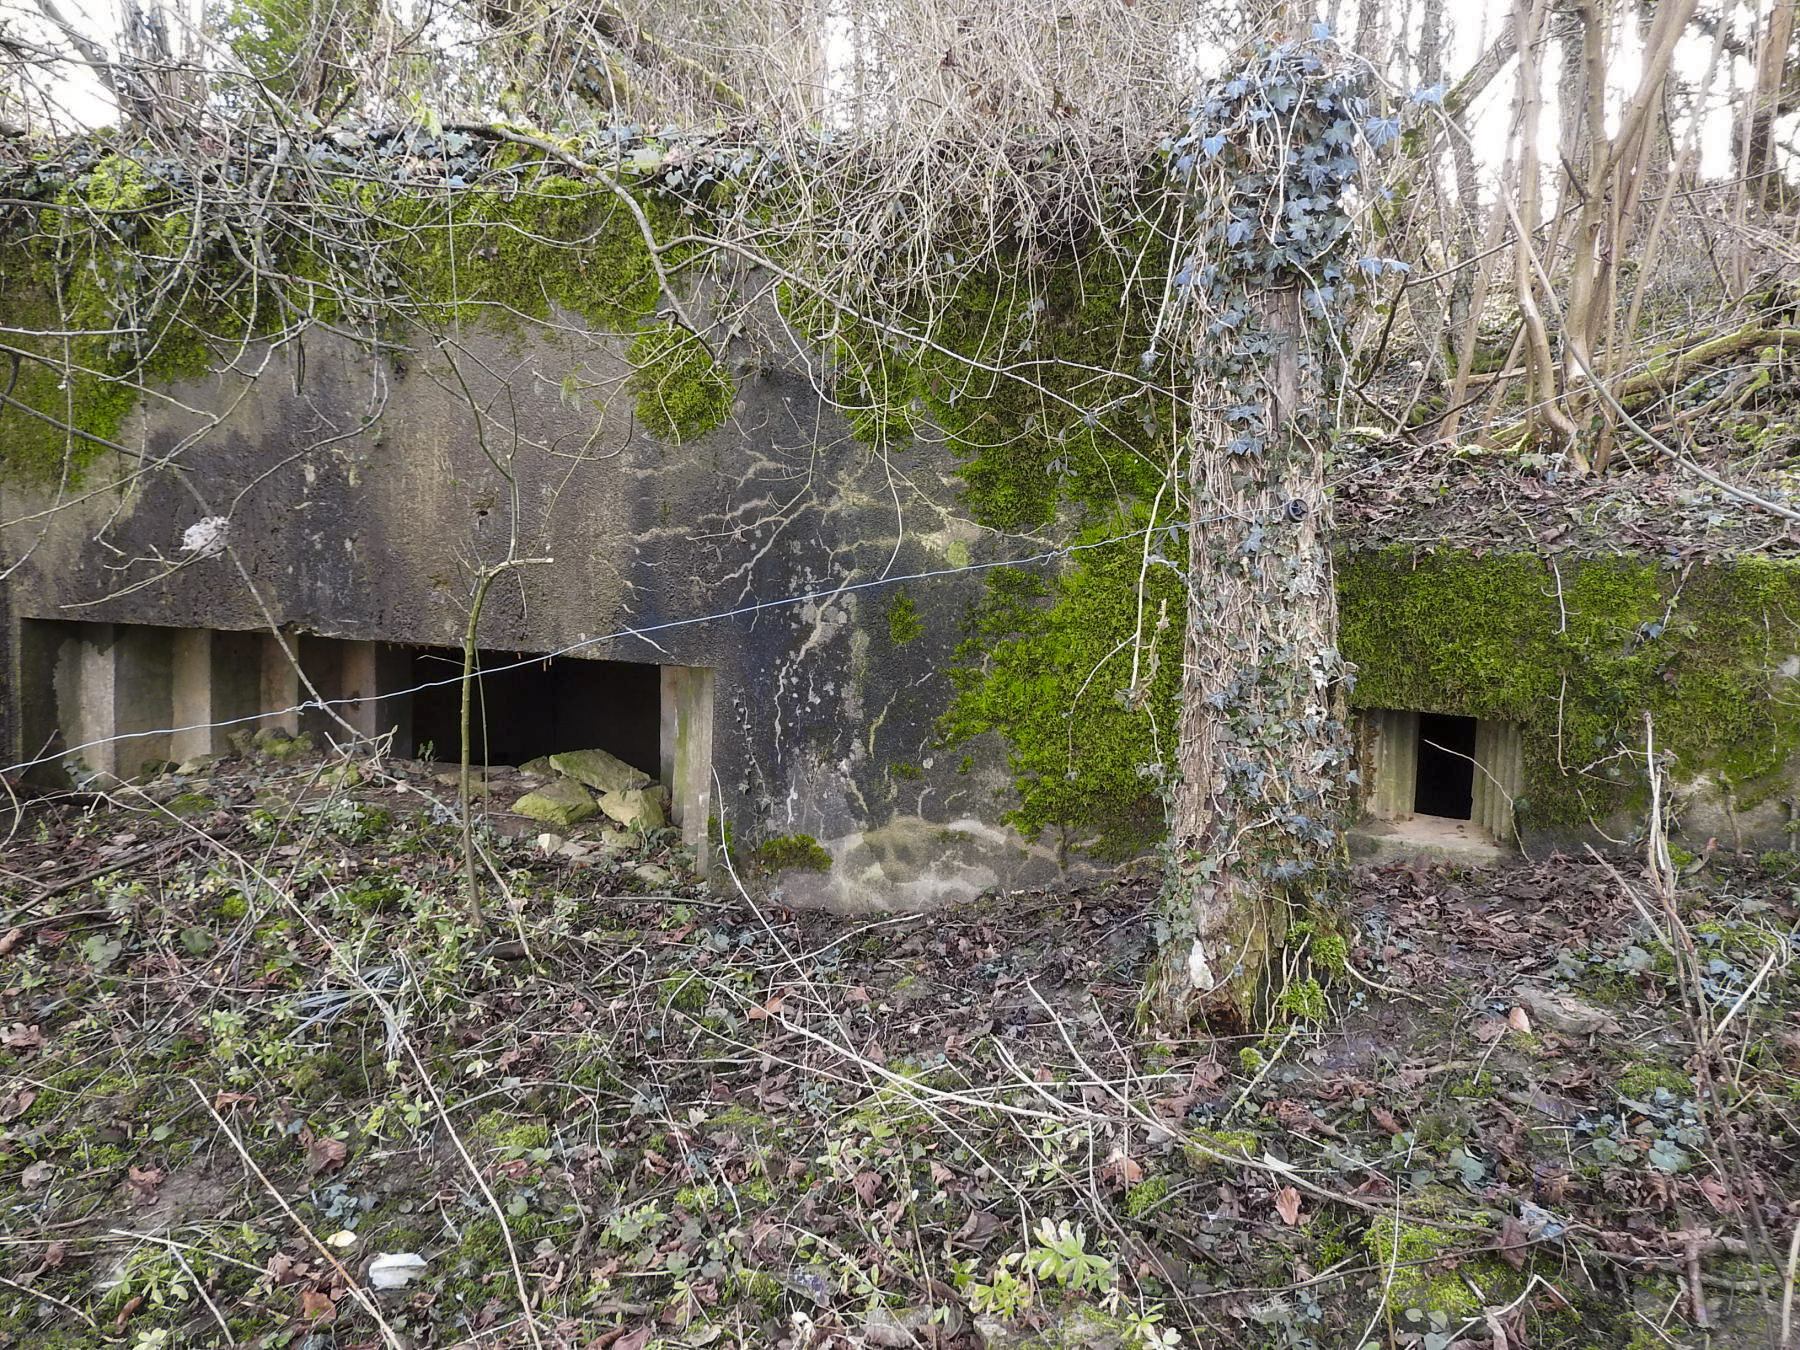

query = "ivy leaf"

[
  {"left": 1201, "top": 133, "right": 1227, "bottom": 160},
  {"left": 1411, "top": 81, "right": 1448, "bottom": 106},
  {"left": 1364, "top": 116, "right": 1401, "bottom": 148}
]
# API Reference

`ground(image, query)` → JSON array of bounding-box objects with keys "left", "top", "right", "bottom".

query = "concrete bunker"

[
  {"left": 16, "top": 619, "right": 716, "bottom": 855},
  {"left": 1358, "top": 707, "right": 1522, "bottom": 859}
]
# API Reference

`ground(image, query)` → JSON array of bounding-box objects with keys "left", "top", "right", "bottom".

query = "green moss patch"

[
  {"left": 626, "top": 322, "right": 735, "bottom": 442},
  {"left": 942, "top": 508, "right": 1181, "bottom": 858},
  {"left": 1340, "top": 549, "right": 1800, "bottom": 833},
  {"left": 753, "top": 833, "right": 832, "bottom": 872}
]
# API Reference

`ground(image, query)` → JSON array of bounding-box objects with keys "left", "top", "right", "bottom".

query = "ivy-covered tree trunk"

[{"left": 1144, "top": 42, "right": 1366, "bottom": 1029}]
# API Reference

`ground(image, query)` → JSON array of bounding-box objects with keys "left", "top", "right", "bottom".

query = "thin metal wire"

[{"left": 1, "top": 516, "right": 1222, "bottom": 777}]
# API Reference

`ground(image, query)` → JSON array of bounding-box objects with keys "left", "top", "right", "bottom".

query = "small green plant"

[
  {"left": 602, "top": 1202, "right": 667, "bottom": 1249},
  {"left": 1124, "top": 1176, "right": 1171, "bottom": 1218},
  {"left": 1026, "top": 1217, "right": 1115, "bottom": 1294},
  {"left": 1122, "top": 1304, "right": 1183, "bottom": 1349},
  {"left": 964, "top": 1253, "right": 1033, "bottom": 1318},
  {"left": 107, "top": 1248, "right": 191, "bottom": 1315},
  {"left": 887, "top": 592, "right": 924, "bottom": 644},
  {"left": 1277, "top": 976, "right": 1329, "bottom": 1023}
]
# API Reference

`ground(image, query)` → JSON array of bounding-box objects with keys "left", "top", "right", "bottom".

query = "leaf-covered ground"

[{"left": 2, "top": 749, "right": 1797, "bottom": 1350}]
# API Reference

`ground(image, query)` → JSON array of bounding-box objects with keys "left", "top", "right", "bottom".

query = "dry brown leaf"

[
  {"left": 1495, "top": 1216, "right": 1530, "bottom": 1270},
  {"left": 928, "top": 1161, "right": 956, "bottom": 1186},
  {"left": 1696, "top": 1175, "right": 1739, "bottom": 1213},
  {"left": 954, "top": 1207, "right": 1001, "bottom": 1248},
  {"left": 1511, "top": 984, "right": 1623, "bottom": 1036},
  {"left": 266, "top": 1250, "right": 303, "bottom": 1286},
  {"left": 299, "top": 1289, "right": 337, "bottom": 1322},
  {"left": 113, "top": 1293, "right": 144, "bottom": 1330},
  {"left": 1370, "top": 1104, "right": 1403, "bottom": 1135},
  {"left": 1, "top": 1088, "right": 36, "bottom": 1121},
  {"left": 126, "top": 1164, "right": 164, "bottom": 1205},
  {"left": 302, "top": 1130, "right": 348, "bottom": 1176},
  {"left": 1104, "top": 1151, "right": 1145, "bottom": 1189},
  {"left": 852, "top": 1170, "right": 882, "bottom": 1205},
  {"left": 0, "top": 927, "right": 23, "bottom": 957},
  {"left": 1273, "top": 1186, "right": 1303, "bottom": 1226},
  {"left": 746, "top": 995, "right": 784, "bottom": 1021},
  {"left": 1507, "top": 1006, "right": 1532, "bottom": 1034},
  {"left": 1, "top": 1022, "right": 45, "bottom": 1051}
]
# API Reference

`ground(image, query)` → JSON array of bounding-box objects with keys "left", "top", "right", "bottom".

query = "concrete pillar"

[
  {"left": 72, "top": 623, "right": 119, "bottom": 780},
  {"left": 171, "top": 628, "right": 264, "bottom": 761},
  {"left": 260, "top": 633, "right": 301, "bottom": 734},
  {"left": 1370, "top": 709, "right": 1419, "bottom": 821},
  {"left": 339, "top": 640, "right": 413, "bottom": 747},
  {"left": 1471, "top": 719, "right": 1522, "bottom": 844},
  {"left": 170, "top": 630, "right": 213, "bottom": 763},
  {"left": 53, "top": 623, "right": 174, "bottom": 782},
  {"left": 661, "top": 665, "right": 716, "bottom": 874}
]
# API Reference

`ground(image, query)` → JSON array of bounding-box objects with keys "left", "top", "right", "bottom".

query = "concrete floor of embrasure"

[{"left": 1349, "top": 811, "right": 1506, "bottom": 866}]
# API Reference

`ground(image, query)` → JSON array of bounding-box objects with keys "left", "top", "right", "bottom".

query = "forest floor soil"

[{"left": 2, "top": 749, "right": 1796, "bottom": 1349}]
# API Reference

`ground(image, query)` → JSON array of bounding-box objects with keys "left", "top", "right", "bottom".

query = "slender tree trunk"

[
  {"left": 1511, "top": 0, "right": 1576, "bottom": 448},
  {"left": 1745, "top": 0, "right": 1796, "bottom": 211},
  {"left": 1136, "top": 41, "right": 1364, "bottom": 1030},
  {"left": 1148, "top": 287, "right": 1352, "bottom": 1030}
]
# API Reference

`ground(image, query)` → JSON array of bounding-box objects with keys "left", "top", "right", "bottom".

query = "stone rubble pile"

[{"left": 508, "top": 748, "right": 670, "bottom": 834}]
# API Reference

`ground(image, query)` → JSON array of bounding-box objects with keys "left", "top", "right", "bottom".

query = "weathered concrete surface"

[
  {"left": 0, "top": 315, "right": 1047, "bottom": 909},
  {"left": 770, "top": 814, "right": 1075, "bottom": 913}
]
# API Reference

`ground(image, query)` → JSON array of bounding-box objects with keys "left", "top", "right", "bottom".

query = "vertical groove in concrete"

[
  {"left": 212, "top": 631, "right": 264, "bottom": 747},
  {"left": 1471, "top": 718, "right": 1522, "bottom": 844},
  {"left": 1371, "top": 709, "right": 1419, "bottom": 820},
  {"left": 17, "top": 620, "right": 73, "bottom": 783},
  {"left": 109, "top": 625, "right": 174, "bottom": 777}
]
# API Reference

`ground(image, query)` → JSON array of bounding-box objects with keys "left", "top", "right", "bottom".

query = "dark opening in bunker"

[
  {"left": 406, "top": 647, "right": 661, "bottom": 776},
  {"left": 1414, "top": 712, "right": 1477, "bottom": 820}
]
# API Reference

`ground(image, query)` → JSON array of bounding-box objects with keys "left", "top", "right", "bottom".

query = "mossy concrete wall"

[
  {"left": 0, "top": 309, "right": 1073, "bottom": 909},
  {"left": 6, "top": 173, "right": 1800, "bottom": 901},
  {"left": 1340, "top": 548, "right": 1800, "bottom": 853}
]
